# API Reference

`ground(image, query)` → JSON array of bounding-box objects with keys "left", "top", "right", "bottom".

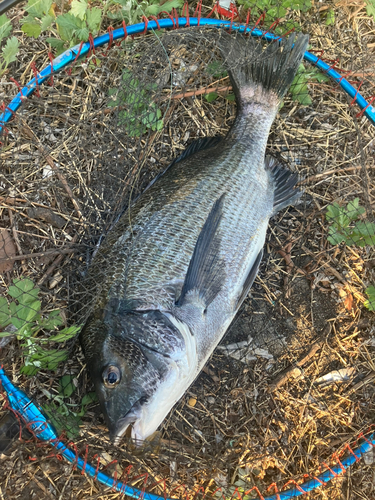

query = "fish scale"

[{"left": 80, "top": 31, "right": 309, "bottom": 444}]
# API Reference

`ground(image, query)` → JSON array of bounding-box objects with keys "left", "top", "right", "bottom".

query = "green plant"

[
  {"left": 365, "top": 0, "right": 375, "bottom": 20},
  {"left": 108, "top": 68, "right": 163, "bottom": 136},
  {"left": 0, "top": 278, "right": 80, "bottom": 376},
  {"left": 42, "top": 378, "right": 97, "bottom": 440},
  {"left": 21, "top": 0, "right": 183, "bottom": 54},
  {"left": 364, "top": 286, "right": 375, "bottom": 311},
  {"left": 21, "top": 0, "right": 103, "bottom": 54},
  {"left": 107, "top": 0, "right": 183, "bottom": 24},
  {"left": 326, "top": 200, "right": 375, "bottom": 313},
  {"left": 326, "top": 198, "right": 375, "bottom": 247},
  {"left": 290, "top": 64, "right": 330, "bottom": 106},
  {"left": 0, "top": 14, "right": 19, "bottom": 77},
  {"left": 237, "top": 0, "right": 312, "bottom": 23}
]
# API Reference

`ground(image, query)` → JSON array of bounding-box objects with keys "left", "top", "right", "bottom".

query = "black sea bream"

[{"left": 80, "top": 31, "right": 309, "bottom": 444}]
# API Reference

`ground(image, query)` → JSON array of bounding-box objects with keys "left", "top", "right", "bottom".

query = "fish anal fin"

[
  {"left": 235, "top": 249, "right": 263, "bottom": 310},
  {"left": 178, "top": 194, "right": 226, "bottom": 309},
  {"left": 265, "top": 156, "right": 302, "bottom": 214}
]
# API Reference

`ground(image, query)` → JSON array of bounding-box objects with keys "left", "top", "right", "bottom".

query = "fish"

[{"left": 80, "top": 30, "right": 309, "bottom": 445}]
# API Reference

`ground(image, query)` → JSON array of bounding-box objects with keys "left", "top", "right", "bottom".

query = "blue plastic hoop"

[{"left": 0, "top": 17, "right": 374, "bottom": 131}]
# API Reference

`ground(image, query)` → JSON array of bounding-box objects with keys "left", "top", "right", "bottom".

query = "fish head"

[{"left": 83, "top": 310, "right": 196, "bottom": 445}]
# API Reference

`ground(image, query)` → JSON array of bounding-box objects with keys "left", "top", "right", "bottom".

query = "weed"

[
  {"left": 326, "top": 199, "right": 375, "bottom": 313},
  {"left": 42, "top": 377, "right": 97, "bottom": 440},
  {"left": 290, "top": 64, "right": 330, "bottom": 106},
  {"left": 366, "top": 0, "right": 375, "bottom": 20},
  {"left": 237, "top": 0, "right": 311, "bottom": 24},
  {"left": 108, "top": 68, "right": 163, "bottom": 136},
  {"left": 0, "top": 278, "right": 80, "bottom": 376},
  {"left": 107, "top": 0, "right": 183, "bottom": 24},
  {"left": 325, "top": 198, "right": 375, "bottom": 247},
  {"left": 0, "top": 14, "right": 19, "bottom": 77}
]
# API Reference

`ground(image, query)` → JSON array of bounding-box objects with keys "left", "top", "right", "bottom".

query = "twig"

[
  {"left": 269, "top": 342, "right": 323, "bottom": 391},
  {"left": 169, "top": 85, "right": 232, "bottom": 100},
  {"left": 37, "top": 234, "right": 79, "bottom": 286},
  {"left": 303, "top": 165, "right": 375, "bottom": 184},
  {"left": 0, "top": 245, "right": 80, "bottom": 264}
]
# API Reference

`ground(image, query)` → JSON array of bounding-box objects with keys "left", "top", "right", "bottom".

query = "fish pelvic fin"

[
  {"left": 266, "top": 156, "right": 302, "bottom": 214},
  {"left": 218, "top": 31, "right": 309, "bottom": 107},
  {"left": 177, "top": 194, "right": 226, "bottom": 309}
]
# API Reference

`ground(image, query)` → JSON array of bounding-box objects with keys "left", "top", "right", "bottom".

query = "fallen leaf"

[
  {"left": 0, "top": 229, "right": 16, "bottom": 273},
  {"left": 344, "top": 293, "right": 353, "bottom": 311}
]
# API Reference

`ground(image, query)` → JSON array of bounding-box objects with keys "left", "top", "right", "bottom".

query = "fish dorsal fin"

[
  {"left": 173, "top": 136, "right": 222, "bottom": 165},
  {"left": 144, "top": 136, "right": 222, "bottom": 193},
  {"left": 178, "top": 194, "right": 226, "bottom": 309},
  {"left": 235, "top": 249, "right": 263, "bottom": 310},
  {"left": 265, "top": 156, "right": 302, "bottom": 214}
]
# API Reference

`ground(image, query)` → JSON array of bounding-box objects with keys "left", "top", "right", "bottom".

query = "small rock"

[
  {"left": 207, "top": 397, "right": 215, "bottom": 405},
  {"left": 188, "top": 397, "right": 197, "bottom": 407}
]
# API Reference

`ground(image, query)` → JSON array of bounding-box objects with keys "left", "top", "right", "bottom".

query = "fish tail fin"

[{"left": 218, "top": 31, "right": 309, "bottom": 106}]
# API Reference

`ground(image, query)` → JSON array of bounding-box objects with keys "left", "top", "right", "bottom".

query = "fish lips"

[{"left": 105, "top": 399, "right": 143, "bottom": 444}]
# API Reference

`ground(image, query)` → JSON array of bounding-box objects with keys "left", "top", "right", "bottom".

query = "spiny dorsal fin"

[
  {"left": 178, "top": 194, "right": 226, "bottom": 309},
  {"left": 145, "top": 136, "right": 222, "bottom": 192},
  {"left": 173, "top": 136, "right": 222, "bottom": 166},
  {"left": 265, "top": 156, "right": 302, "bottom": 214}
]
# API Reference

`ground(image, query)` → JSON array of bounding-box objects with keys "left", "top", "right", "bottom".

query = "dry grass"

[{"left": 0, "top": 2, "right": 375, "bottom": 499}]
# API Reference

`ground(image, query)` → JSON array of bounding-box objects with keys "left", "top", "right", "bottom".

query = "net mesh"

[{"left": 1, "top": 2, "right": 375, "bottom": 499}]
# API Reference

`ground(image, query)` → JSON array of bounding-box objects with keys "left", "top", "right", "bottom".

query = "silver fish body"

[{"left": 80, "top": 31, "right": 309, "bottom": 444}]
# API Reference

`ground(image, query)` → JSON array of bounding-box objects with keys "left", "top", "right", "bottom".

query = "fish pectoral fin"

[
  {"left": 265, "top": 156, "right": 302, "bottom": 214},
  {"left": 177, "top": 194, "right": 226, "bottom": 309},
  {"left": 235, "top": 249, "right": 263, "bottom": 310}
]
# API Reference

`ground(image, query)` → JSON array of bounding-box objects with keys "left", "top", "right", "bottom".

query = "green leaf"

[
  {"left": 41, "top": 14, "right": 54, "bottom": 31},
  {"left": 59, "top": 375, "right": 77, "bottom": 397},
  {"left": 8, "top": 278, "right": 38, "bottom": 301},
  {"left": 327, "top": 228, "right": 346, "bottom": 246},
  {"left": 56, "top": 13, "right": 82, "bottom": 39},
  {"left": 225, "top": 93, "right": 235, "bottom": 102},
  {"left": 46, "top": 37, "right": 66, "bottom": 52},
  {"left": 325, "top": 8, "right": 335, "bottom": 26},
  {"left": 346, "top": 198, "right": 365, "bottom": 220},
  {"left": 0, "top": 14, "right": 12, "bottom": 42},
  {"left": 207, "top": 60, "right": 227, "bottom": 79},
  {"left": 75, "top": 27, "right": 90, "bottom": 41},
  {"left": 26, "top": 0, "right": 53, "bottom": 17},
  {"left": 350, "top": 222, "right": 375, "bottom": 246},
  {"left": 21, "top": 21, "right": 42, "bottom": 38},
  {"left": 86, "top": 7, "right": 102, "bottom": 32},
  {"left": 43, "top": 401, "right": 81, "bottom": 440},
  {"left": 81, "top": 392, "right": 97, "bottom": 406},
  {"left": 12, "top": 300, "right": 41, "bottom": 327},
  {"left": 49, "top": 324, "right": 81, "bottom": 342},
  {"left": 26, "top": 347, "right": 69, "bottom": 371},
  {"left": 71, "top": 0, "right": 88, "bottom": 21},
  {"left": 364, "top": 285, "right": 375, "bottom": 311},
  {"left": 365, "top": 0, "right": 375, "bottom": 19},
  {"left": 205, "top": 92, "right": 218, "bottom": 103},
  {"left": 39, "top": 309, "right": 64, "bottom": 330},
  {"left": 0, "top": 297, "right": 11, "bottom": 327}
]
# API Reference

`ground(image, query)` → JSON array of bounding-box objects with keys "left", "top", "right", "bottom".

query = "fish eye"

[{"left": 103, "top": 365, "right": 121, "bottom": 388}]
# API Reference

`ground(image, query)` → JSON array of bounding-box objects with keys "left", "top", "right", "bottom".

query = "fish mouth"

[{"left": 109, "top": 401, "right": 143, "bottom": 445}]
